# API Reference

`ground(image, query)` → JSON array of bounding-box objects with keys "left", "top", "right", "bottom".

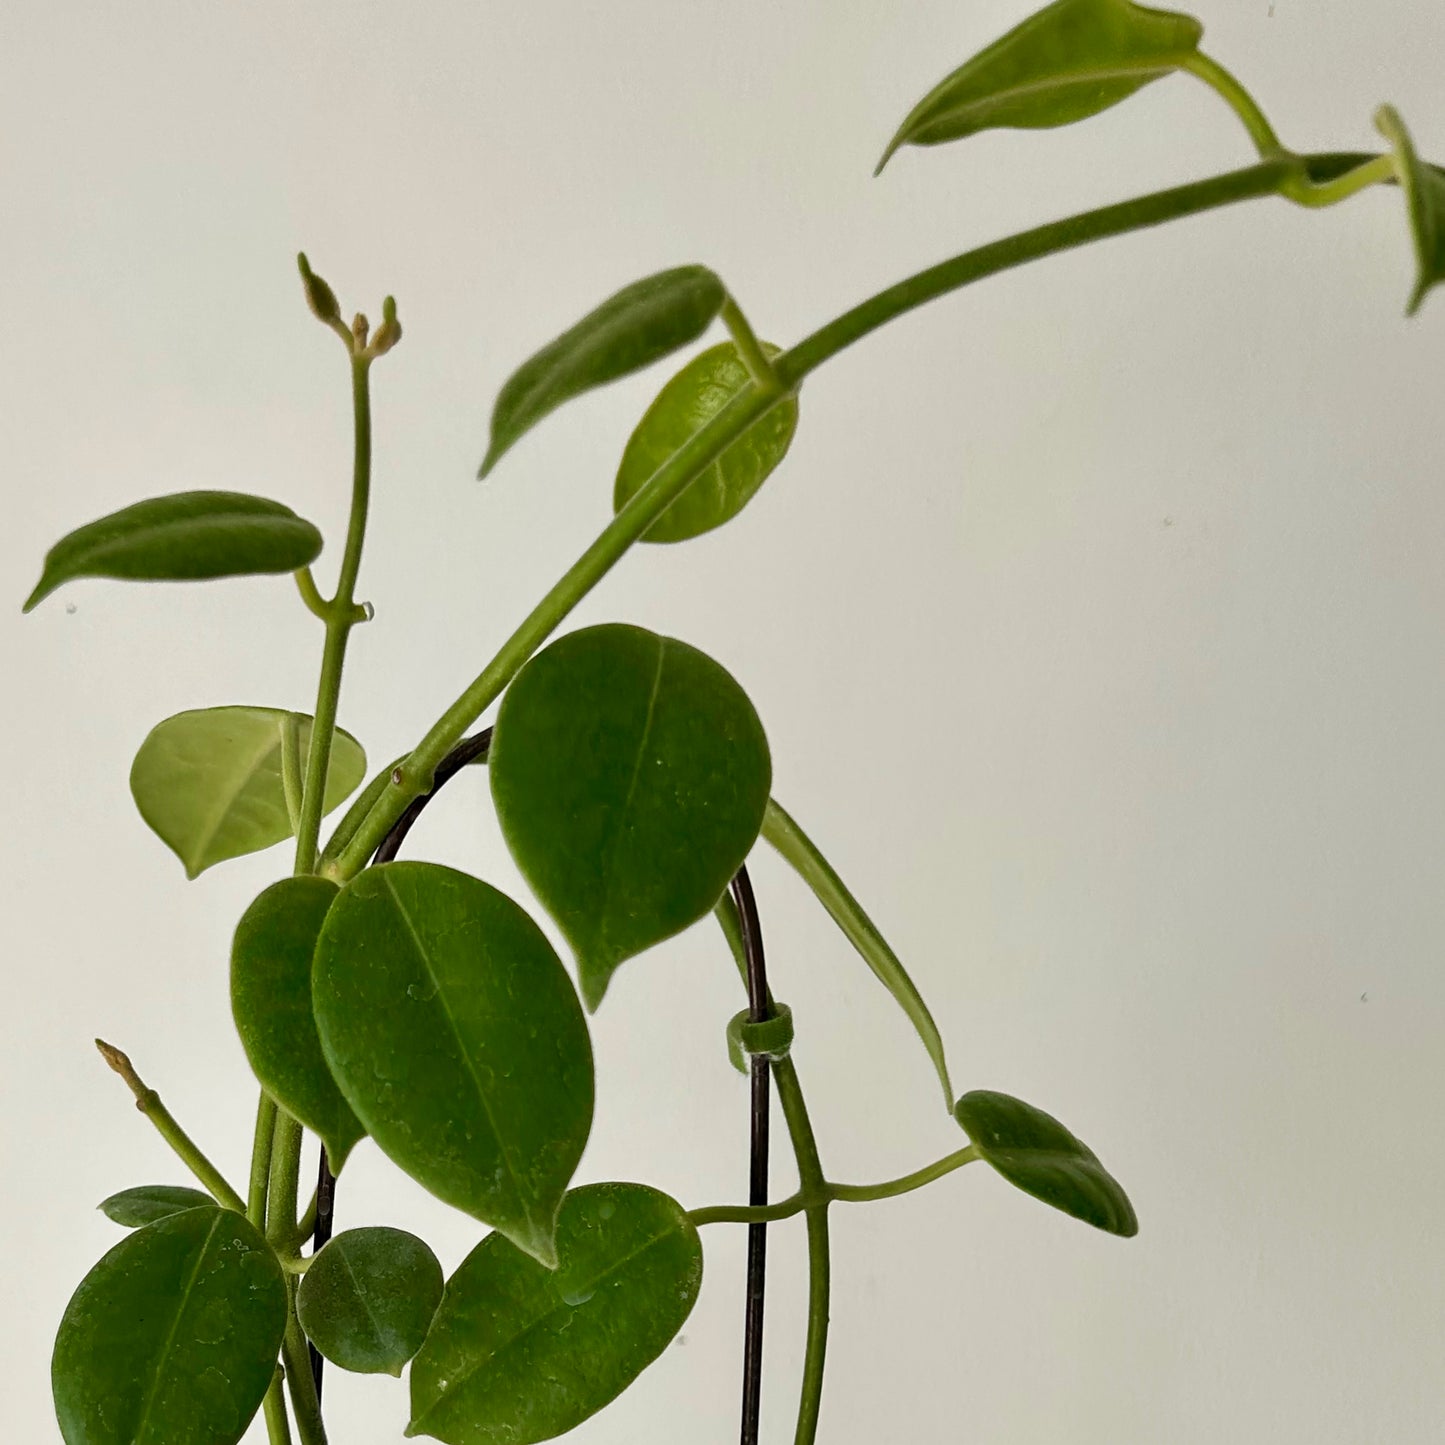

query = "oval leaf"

[
  {"left": 23, "top": 491, "right": 323, "bottom": 612},
  {"left": 131, "top": 706, "right": 367, "bottom": 878},
  {"left": 313, "top": 861, "right": 594, "bottom": 1267},
  {"left": 231, "top": 876, "right": 364, "bottom": 1170},
  {"left": 479, "top": 266, "right": 726, "bottom": 477},
  {"left": 98, "top": 1184, "right": 214, "bottom": 1228},
  {"left": 954, "top": 1089, "right": 1137, "bottom": 1236},
  {"left": 407, "top": 1183, "right": 702, "bottom": 1445},
  {"left": 613, "top": 341, "right": 799, "bottom": 542},
  {"left": 1375, "top": 105, "right": 1445, "bottom": 316},
  {"left": 490, "top": 623, "right": 772, "bottom": 1010},
  {"left": 52, "top": 1205, "right": 287, "bottom": 1445},
  {"left": 298, "top": 1227, "right": 443, "bottom": 1377},
  {"left": 876, "top": 0, "right": 1203, "bottom": 173}
]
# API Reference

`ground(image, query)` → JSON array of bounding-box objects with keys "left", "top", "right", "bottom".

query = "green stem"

[
  {"left": 1183, "top": 53, "right": 1284, "bottom": 157},
  {"left": 293, "top": 567, "right": 330, "bottom": 623},
  {"left": 773, "top": 1058, "right": 831, "bottom": 1445},
  {"left": 328, "top": 379, "right": 781, "bottom": 879},
  {"left": 828, "top": 1145, "right": 977, "bottom": 1203},
  {"left": 721, "top": 295, "right": 783, "bottom": 390},
  {"left": 95, "top": 1041, "right": 246, "bottom": 1214},
  {"left": 1284, "top": 153, "right": 1397, "bottom": 209},
  {"left": 247, "top": 1092, "right": 278, "bottom": 1230},
  {"left": 330, "top": 155, "right": 1381, "bottom": 877},
  {"left": 265, "top": 1112, "right": 305, "bottom": 1247},
  {"left": 294, "top": 353, "right": 373, "bottom": 876},
  {"left": 688, "top": 1144, "right": 979, "bottom": 1225},
  {"left": 283, "top": 1309, "right": 328, "bottom": 1445},
  {"left": 262, "top": 1371, "right": 293, "bottom": 1445},
  {"left": 762, "top": 797, "right": 951, "bottom": 1104}
]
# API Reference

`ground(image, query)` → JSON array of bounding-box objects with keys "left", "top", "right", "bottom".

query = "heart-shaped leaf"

[
  {"left": 98, "top": 1184, "right": 215, "bottom": 1228},
  {"left": 953, "top": 1090, "right": 1137, "bottom": 1236},
  {"left": 131, "top": 706, "right": 367, "bottom": 878},
  {"left": 313, "top": 862, "right": 594, "bottom": 1267},
  {"left": 479, "top": 266, "right": 726, "bottom": 477},
  {"left": 490, "top": 623, "right": 772, "bottom": 1010},
  {"left": 231, "top": 875, "right": 363, "bottom": 1170},
  {"left": 876, "top": 0, "right": 1203, "bottom": 173},
  {"left": 52, "top": 1205, "right": 287, "bottom": 1445},
  {"left": 1375, "top": 105, "right": 1445, "bottom": 315},
  {"left": 407, "top": 1183, "right": 702, "bottom": 1445},
  {"left": 297, "top": 1227, "right": 443, "bottom": 1377},
  {"left": 23, "top": 491, "right": 323, "bottom": 612},
  {"left": 612, "top": 341, "right": 800, "bottom": 543}
]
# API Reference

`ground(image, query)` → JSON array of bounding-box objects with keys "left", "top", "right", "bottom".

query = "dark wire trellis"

[{"left": 310, "top": 727, "right": 775, "bottom": 1445}]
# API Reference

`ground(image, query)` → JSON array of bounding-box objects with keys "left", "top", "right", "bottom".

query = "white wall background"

[{"left": 4, "top": 2, "right": 1444, "bottom": 1441}]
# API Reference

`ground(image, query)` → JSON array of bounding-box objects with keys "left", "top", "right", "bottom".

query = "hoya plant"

[{"left": 20, "top": 2, "right": 1442, "bottom": 1442}]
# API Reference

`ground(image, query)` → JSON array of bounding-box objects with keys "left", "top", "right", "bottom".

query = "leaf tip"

[{"left": 20, "top": 579, "right": 46, "bottom": 613}]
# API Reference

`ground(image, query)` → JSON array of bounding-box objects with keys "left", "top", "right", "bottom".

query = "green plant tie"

[{"left": 727, "top": 1003, "right": 795, "bottom": 1074}]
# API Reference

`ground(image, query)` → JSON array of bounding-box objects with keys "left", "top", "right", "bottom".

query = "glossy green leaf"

[
  {"left": 479, "top": 266, "right": 726, "bottom": 477},
  {"left": 231, "top": 876, "right": 363, "bottom": 1170},
  {"left": 23, "top": 491, "right": 323, "bottom": 612},
  {"left": 612, "top": 341, "right": 799, "bottom": 542},
  {"left": 876, "top": 0, "right": 1203, "bottom": 173},
  {"left": 408, "top": 1183, "right": 702, "bottom": 1445},
  {"left": 490, "top": 623, "right": 772, "bottom": 1010},
  {"left": 98, "top": 1184, "right": 214, "bottom": 1228},
  {"left": 297, "top": 1227, "right": 443, "bottom": 1377},
  {"left": 52, "top": 1205, "right": 287, "bottom": 1445},
  {"left": 1375, "top": 106, "right": 1445, "bottom": 315},
  {"left": 313, "top": 861, "right": 593, "bottom": 1266},
  {"left": 131, "top": 706, "right": 367, "bottom": 878},
  {"left": 954, "top": 1090, "right": 1138, "bottom": 1236}
]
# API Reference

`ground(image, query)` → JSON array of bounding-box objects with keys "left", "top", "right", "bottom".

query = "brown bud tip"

[{"left": 95, "top": 1038, "right": 129, "bottom": 1074}]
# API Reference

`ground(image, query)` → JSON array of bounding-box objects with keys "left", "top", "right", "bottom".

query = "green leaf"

[
  {"left": 98, "top": 1184, "right": 214, "bottom": 1228},
  {"left": 479, "top": 266, "right": 726, "bottom": 477},
  {"left": 408, "top": 1183, "right": 702, "bottom": 1445},
  {"left": 876, "top": 0, "right": 1204, "bottom": 173},
  {"left": 230, "top": 876, "right": 364, "bottom": 1170},
  {"left": 953, "top": 1089, "right": 1138, "bottom": 1236},
  {"left": 612, "top": 341, "right": 800, "bottom": 542},
  {"left": 52, "top": 1205, "right": 287, "bottom": 1445},
  {"left": 130, "top": 706, "right": 367, "bottom": 878},
  {"left": 313, "top": 861, "right": 593, "bottom": 1267},
  {"left": 1375, "top": 105, "right": 1445, "bottom": 316},
  {"left": 297, "top": 1227, "right": 443, "bottom": 1377},
  {"left": 490, "top": 623, "right": 772, "bottom": 1010},
  {"left": 23, "top": 491, "right": 323, "bottom": 612}
]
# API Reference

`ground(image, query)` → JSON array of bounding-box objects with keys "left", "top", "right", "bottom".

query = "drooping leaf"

[
  {"left": 230, "top": 876, "right": 363, "bottom": 1170},
  {"left": 23, "top": 491, "right": 323, "bottom": 612},
  {"left": 313, "top": 861, "right": 593, "bottom": 1267},
  {"left": 130, "top": 706, "right": 367, "bottom": 878},
  {"left": 761, "top": 797, "right": 953, "bottom": 1106},
  {"left": 479, "top": 266, "right": 726, "bottom": 477},
  {"left": 953, "top": 1090, "right": 1137, "bottom": 1236},
  {"left": 98, "top": 1184, "right": 214, "bottom": 1228},
  {"left": 612, "top": 341, "right": 799, "bottom": 542},
  {"left": 1375, "top": 105, "right": 1445, "bottom": 315},
  {"left": 408, "top": 1183, "right": 702, "bottom": 1445},
  {"left": 490, "top": 623, "right": 772, "bottom": 1010},
  {"left": 52, "top": 1205, "right": 287, "bottom": 1445},
  {"left": 876, "top": 0, "right": 1204, "bottom": 173},
  {"left": 297, "top": 1227, "right": 443, "bottom": 1377}
]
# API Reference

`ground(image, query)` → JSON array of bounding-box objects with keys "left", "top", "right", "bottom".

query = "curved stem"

[
  {"left": 293, "top": 566, "right": 330, "bottom": 623},
  {"left": 327, "top": 153, "right": 1388, "bottom": 878},
  {"left": 282, "top": 1309, "right": 328, "bottom": 1445},
  {"left": 295, "top": 354, "right": 373, "bottom": 875},
  {"left": 1183, "top": 53, "right": 1284, "bottom": 157}
]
